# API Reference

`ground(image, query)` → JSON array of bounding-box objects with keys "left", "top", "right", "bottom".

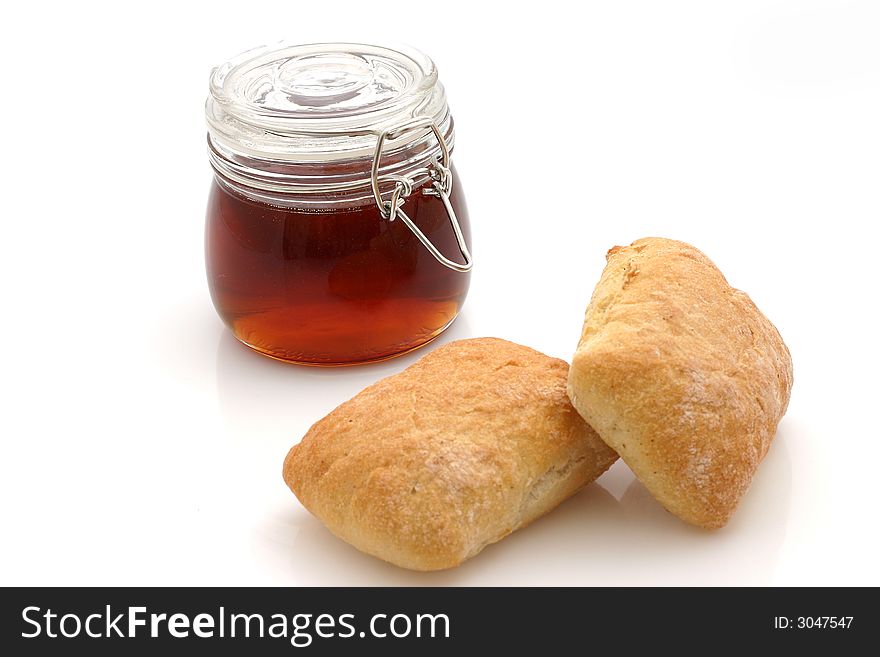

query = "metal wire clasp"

[{"left": 370, "top": 118, "right": 472, "bottom": 273}]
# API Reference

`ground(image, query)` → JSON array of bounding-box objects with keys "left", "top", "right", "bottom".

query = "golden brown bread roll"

[
  {"left": 284, "top": 338, "right": 618, "bottom": 570},
  {"left": 567, "top": 238, "right": 793, "bottom": 529}
]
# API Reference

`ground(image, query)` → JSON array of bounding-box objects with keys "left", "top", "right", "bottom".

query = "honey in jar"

[{"left": 204, "top": 43, "right": 472, "bottom": 365}]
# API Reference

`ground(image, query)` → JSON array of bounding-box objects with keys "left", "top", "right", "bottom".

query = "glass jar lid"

[{"left": 206, "top": 42, "right": 452, "bottom": 163}]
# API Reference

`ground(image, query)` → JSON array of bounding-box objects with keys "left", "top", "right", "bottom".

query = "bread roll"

[
  {"left": 567, "top": 238, "right": 793, "bottom": 529},
  {"left": 284, "top": 338, "right": 618, "bottom": 570}
]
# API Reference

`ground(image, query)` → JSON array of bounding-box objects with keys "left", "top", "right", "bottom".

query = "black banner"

[{"left": 0, "top": 587, "right": 871, "bottom": 654}]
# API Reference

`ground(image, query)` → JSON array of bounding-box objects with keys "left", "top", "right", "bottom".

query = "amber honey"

[{"left": 206, "top": 167, "right": 470, "bottom": 365}]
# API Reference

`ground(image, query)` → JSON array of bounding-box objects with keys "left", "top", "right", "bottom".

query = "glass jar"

[{"left": 204, "top": 42, "right": 472, "bottom": 365}]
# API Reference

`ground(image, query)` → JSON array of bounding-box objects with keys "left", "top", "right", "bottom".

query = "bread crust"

[
  {"left": 567, "top": 238, "right": 793, "bottom": 528},
  {"left": 284, "top": 338, "right": 618, "bottom": 570}
]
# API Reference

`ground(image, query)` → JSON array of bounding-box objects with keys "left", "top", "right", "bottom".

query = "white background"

[{"left": 2, "top": 0, "right": 878, "bottom": 586}]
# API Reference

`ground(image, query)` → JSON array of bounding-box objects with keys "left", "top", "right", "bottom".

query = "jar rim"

[{"left": 205, "top": 41, "right": 451, "bottom": 163}]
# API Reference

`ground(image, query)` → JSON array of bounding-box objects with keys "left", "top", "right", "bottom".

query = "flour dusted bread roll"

[
  {"left": 568, "top": 238, "right": 793, "bottom": 529},
  {"left": 284, "top": 338, "right": 618, "bottom": 570}
]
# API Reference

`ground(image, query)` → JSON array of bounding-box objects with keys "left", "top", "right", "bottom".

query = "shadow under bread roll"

[
  {"left": 284, "top": 338, "right": 618, "bottom": 571},
  {"left": 567, "top": 238, "right": 793, "bottom": 529}
]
